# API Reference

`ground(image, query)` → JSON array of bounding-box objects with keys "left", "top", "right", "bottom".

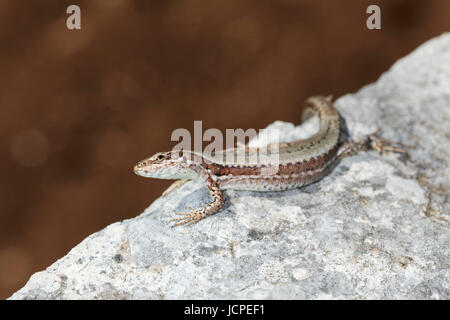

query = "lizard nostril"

[{"left": 134, "top": 161, "right": 145, "bottom": 172}]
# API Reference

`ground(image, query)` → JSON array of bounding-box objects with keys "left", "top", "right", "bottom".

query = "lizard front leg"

[{"left": 170, "top": 176, "right": 225, "bottom": 227}]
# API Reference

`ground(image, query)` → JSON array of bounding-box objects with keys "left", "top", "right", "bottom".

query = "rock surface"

[{"left": 10, "top": 34, "right": 450, "bottom": 300}]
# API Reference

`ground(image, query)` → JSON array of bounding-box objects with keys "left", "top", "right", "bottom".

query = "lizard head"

[{"left": 134, "top": 150, "right": 200, "bottom": 180}]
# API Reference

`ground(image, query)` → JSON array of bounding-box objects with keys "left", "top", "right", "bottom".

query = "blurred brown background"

[{"left": 0, "top": 0, "right": 449, "bottom": 299}]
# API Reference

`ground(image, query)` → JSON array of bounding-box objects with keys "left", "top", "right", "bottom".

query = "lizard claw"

[{"left": 170, "top": 210, "right": 205, "bottom": 227}]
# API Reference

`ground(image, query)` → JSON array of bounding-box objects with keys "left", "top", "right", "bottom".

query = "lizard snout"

[{"left": 133, "top": 160, "right": 147, "bottom": 173}]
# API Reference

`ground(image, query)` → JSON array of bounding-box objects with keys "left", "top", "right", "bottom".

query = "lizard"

[{"left": 134, "top": 95, "right": 406, "bottom": 227}]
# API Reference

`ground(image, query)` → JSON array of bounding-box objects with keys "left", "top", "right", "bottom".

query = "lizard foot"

[
  {"left": 367, "top": 129, "right": 407, "bottom": 155},
  {"left": 170, "top": 210, "right": 205, "bottom": 227},
  {"left": 338, "top": 129, "right": 407, "bottom": 159}
]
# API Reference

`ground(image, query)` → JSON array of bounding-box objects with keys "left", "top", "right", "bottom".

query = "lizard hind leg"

[
  {"left": 338, "top": 129, "right": 407, "bottom": 159},
  {"left": 366, "top": 130, "right": 407, "bottom": 154}
]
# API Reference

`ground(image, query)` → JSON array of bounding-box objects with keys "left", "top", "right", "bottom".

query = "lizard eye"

[{"left": 157, "top": 154, "right": 165, "bottom": 161}]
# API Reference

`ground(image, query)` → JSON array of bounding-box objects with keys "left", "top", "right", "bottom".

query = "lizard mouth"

[{"left": 133, "top": 162, "right": 146, "bottom": 175}]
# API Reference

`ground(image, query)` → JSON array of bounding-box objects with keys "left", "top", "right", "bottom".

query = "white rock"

[{"left": 9, "top": 33, "right": 450, "bottom": 300}]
